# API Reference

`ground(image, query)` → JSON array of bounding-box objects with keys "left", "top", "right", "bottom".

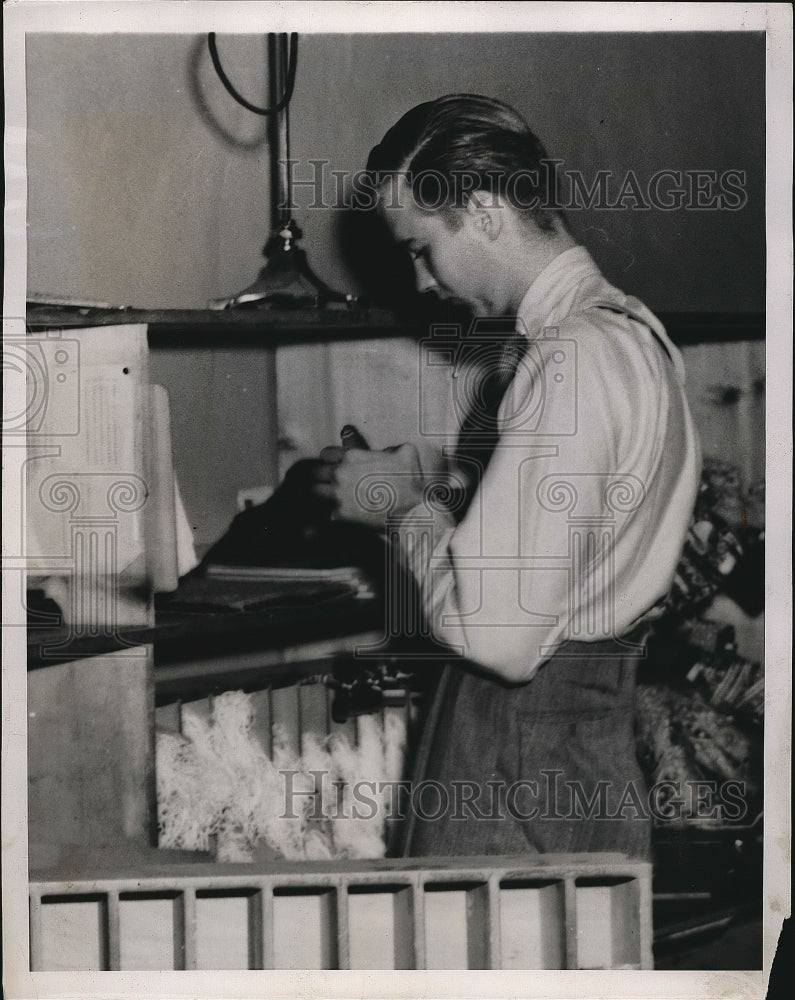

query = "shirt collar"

[{"left": 516, "top": 245, "right": 601, "bottom": 337}]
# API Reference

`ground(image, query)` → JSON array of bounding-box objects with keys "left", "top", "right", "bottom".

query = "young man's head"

[{"left": 366, "top": 94, "right": 574, "bottom": 315}]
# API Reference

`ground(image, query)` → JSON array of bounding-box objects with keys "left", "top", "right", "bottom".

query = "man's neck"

[{"left": 501, "top": 226, "right": 578, "bottom": 314}]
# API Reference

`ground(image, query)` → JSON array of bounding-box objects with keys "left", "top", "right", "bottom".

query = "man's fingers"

[
  {"left": 284, "top": 457, "right": 337, "bottom": 487},
  {"left": 320, "top": 445, "right": 345, "bottom": 465},
  {"left": 341, "top": 425, "right": 370, "bottom": 451},
  {"left": 309, "top": 482, "right": 339, "bottom": 503},
  {"left": 324, "top": 446, "right": 374, "bottom": 465}
]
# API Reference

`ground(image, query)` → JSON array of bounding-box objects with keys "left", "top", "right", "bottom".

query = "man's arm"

[{"left": 319, "top": 315, "right": 698, "bottom": 683}]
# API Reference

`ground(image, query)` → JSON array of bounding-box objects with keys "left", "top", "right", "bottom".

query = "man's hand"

[
  {"left": 318, "top": 438, "right": 425, "bottom": 529},
  {"left": 278, "top": 457, "right": 339, "bottom": 516},
  {"left": 199, "top": 456, "right": 339, "bottom": 568}
]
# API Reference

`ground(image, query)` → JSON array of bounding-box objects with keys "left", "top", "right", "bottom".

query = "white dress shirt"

[{"left": 397, "top": 246, "right": 701, "bottom": 682}]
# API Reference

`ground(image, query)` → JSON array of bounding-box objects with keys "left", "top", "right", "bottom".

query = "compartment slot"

[
  {"left": 195, "top": 890, "right": 256, "bottom": 969},
  {"left": 347, "top": 884, "right": 414, "bottom": 969},
  {"left": 272, "top": 888, "right": 337, "bottom": 969},
  {"left": 118, "top": 891, "right": 180, "bottom": 970},
  {"left": 423, "top": 882, "right": 489, "bottom": 969},
  {"left": 39, "top": 894, "right": 107, "bottom": 971},
  {"left": 499, "top": 879, "right": 565, "bottom": 969},
  {"left": 575, "top": 877, "right": 641, "bottom": 969}
]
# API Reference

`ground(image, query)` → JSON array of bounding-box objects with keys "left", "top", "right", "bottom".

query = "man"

[
  {"left": 313, "top": 94, "right": 702, "bottom": 858},
  {"left": 209, "top": 94, "right": 700, "bottom": 858}
]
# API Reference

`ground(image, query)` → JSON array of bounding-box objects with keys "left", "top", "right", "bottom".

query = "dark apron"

[{"left": 406, "top": 637, "right": 652, "bottom": 859}]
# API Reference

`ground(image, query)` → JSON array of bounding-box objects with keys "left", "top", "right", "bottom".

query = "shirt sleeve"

[{"left": 394, "top": 312, "right": 693, "bottom": 683}]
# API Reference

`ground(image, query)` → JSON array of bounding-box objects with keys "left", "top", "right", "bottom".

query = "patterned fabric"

[
  {"left": 410, "top": 637, "right": 651, "bottom": 859},
  {"left": 450, "top": 322, "right": 529, "bottom": 517}
]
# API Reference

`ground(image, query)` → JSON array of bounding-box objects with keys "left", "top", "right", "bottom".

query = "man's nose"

[{"left": 413, "top": 257, "right": 438, "bottom": 295}]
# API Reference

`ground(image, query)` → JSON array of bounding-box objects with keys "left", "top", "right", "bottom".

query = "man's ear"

[{"left": 464, "top": 190, "right": 502, "bottom": 241}]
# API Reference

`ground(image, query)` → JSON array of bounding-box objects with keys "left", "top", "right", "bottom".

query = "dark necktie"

[{"left": 451, "top": 321, "right": 528, "bottom": 519}]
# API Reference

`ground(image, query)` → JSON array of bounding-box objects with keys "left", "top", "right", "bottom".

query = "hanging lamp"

[{"left": 207, "top": 33, "right": 358, "bottom": 310}]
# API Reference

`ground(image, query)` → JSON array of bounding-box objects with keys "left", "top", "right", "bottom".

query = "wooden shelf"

[
  {"left": 27, "top": 590, "right": 383, "bottom": 670},
  {"left": 25, "top": 305, "right": 764, "bottom": 345},
  {"left": 25, "top": 305, "right": 416, "bottom": 345}
]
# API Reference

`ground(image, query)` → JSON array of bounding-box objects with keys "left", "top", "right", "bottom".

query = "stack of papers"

[{"left": 205, "top": 563, "right": 373, "bottom": 595}]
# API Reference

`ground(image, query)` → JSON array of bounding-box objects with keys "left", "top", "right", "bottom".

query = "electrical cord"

[{"left": 207, "top": 32, "right": 298, "bottom": 115}]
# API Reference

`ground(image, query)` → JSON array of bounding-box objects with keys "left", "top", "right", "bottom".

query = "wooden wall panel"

[{"left": 28, "top": 648, "right": 155, "bottom": 851}]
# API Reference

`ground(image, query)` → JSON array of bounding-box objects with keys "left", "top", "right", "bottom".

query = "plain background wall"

[
  {"left": 27, "top": 31, "right": 765, "bottom": 313},
  {"left": 26, "top": 32, "right": 766, "bottom": 545}
]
